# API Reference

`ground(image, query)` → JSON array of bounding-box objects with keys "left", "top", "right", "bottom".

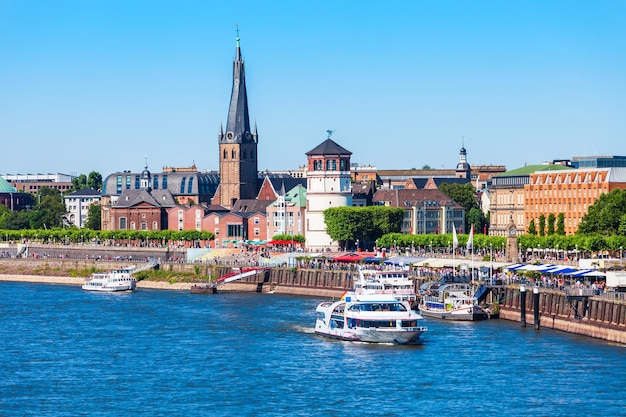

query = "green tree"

[
  {"left": 30, "top": 187, "right": 67, "bottom": 229},
  {"left": 528, "top": 218, "right": 537, "bottom": 235},
  {"left": 324, "top": 206, "right": 403, "bottom": 250},
  {"left": 556, "top": 213, "right": 565, "bottom": 235},
  {"left": 422, "top": 164, "right": 432, "bottom": 170},
  {"left": 467, "top": 207, "right": 487, "bottom": 234},
  {"left": 87, "top": 172, "right": 103, "bottom": 191},
  {"left": 578, "top": 188, "right": 626, "bottom": 235},
  {"left": 85, "top": 202, "right": 102, "bottom": 230},
  {"left": 439, "top": 182, "right": 479, "bottom": 233},
  {"left": 71, "top": 174, "right": 88, "bottom": 192},
  {"left": 538, "top": 214, "right": 546, "bottom": 237},
  {"left": 547, "top": 213, "right": 556, "bottom": 235}
]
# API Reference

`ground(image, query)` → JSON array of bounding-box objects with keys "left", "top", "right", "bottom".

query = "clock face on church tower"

[{"left": 509, "top": 228, "right": 516, "bottom": 236}]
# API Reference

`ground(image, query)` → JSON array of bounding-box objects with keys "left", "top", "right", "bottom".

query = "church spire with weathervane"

[{"left": 217, "top": 27, "right": 259, "bottom": 208}]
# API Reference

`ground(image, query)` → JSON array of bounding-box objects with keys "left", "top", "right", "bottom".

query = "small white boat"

[
  {"left": 314, "top": 292, "right": 427, "bottom": 344},
  {"left": 418, "top": 282, "right": 488, "bottom": 321},
  {"left": 82, "top": 268, "right": 137, "bottom": 292}
]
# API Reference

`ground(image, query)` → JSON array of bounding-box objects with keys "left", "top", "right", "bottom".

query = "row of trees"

[{"left": 0, "top": 228, "right": 214, "bottom": 245}]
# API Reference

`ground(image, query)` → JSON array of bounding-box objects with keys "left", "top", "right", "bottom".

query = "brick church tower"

[{"left": 216, "top": 31, "right": 259, "bottom": 208}]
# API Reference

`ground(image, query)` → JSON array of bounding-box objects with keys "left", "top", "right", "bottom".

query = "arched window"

[
  {"left": 223, "top": 149, "right": 227, "bottom": 159},
  {"left": 152, "top": 221, "right": 158, "bottom": 230},
  {"left": 232, "top": 149, "right": 236, "bottom": 159}
]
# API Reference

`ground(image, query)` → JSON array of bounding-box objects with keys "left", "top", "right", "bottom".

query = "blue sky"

[{"left": 1, "top": 0, "right": 625, "bottom": 177}]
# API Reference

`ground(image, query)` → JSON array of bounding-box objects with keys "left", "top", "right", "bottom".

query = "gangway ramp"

[{"left": 216, "top": 267, "right": 270, "bottom": 286}]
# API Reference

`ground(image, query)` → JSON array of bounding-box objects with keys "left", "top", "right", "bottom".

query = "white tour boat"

[
  {"left": 418, "top": 281, "right": 488, "bottom": 321},
  {"left": 354, "top": 268, "right": 417, "bottom": 305},
  {"left": 82, "top": 268, "right": 137, "bottom": 292},
  {"left": 314, "top": 292, "right": 427, "bottom": 344}
]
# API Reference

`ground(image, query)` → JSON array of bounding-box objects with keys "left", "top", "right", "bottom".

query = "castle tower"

[
  {"left": 217, "top": 31, "right": 259, "bottom": 208},
  {"left": 305, "top": 132, "right": 352, "bottom": 250}
]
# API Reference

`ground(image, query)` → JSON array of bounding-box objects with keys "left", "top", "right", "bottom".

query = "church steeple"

[
  {"left": 216, "top": 28, "right": 260, "bottom": 209},
  {"left": 220, "top": 28, "right": 254, "bottom": 144}
]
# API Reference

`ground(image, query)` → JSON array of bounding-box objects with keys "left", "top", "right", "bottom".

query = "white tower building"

[{"left": 305, "top": 134, "right": 352, "bottom": 250}]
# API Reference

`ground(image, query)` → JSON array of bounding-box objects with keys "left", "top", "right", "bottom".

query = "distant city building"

[
  {"left": 489, "top": 164, "right": 571, "bottom": 236},
  {"left": 305, "top": 136, "right": 353, "bottom": 250},
  {"left": 572, "top": 155, "right": 626, "bottom": 169},
  {"left": 2, "top": 173, "right": 75, "bottom": 194},
  {"left": 266, "top": 184, "right": 307, "bottom": 239},
  {"left": 101, "top": 164, "right": 219, "bottom": 207},
  {"left": 64, "top": 188, "right": 101, "bottom": 228},
  {"left": 102, "top": 165, "right": 177, "bottom": 230},
  {"left": 376, "top": 146, "right": 505, "bottom": 190},
  {"left": 372, "top": 188, "right": 464, "bottom": 235},
  {"left": 0, "top": 176, "right": 33, "bottom": 211},
  {"left": 525, "top": 167, "right": 626, "bottom": 235}
]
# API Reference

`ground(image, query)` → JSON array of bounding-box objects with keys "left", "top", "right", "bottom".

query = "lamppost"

[
  {"left": 538, "top": 244, "right": 541, "bottom": 260},
  {"left": 489, "top": 243, "right": 493, "bottom": 280},
  {"left": 356, "top": 239, "right": 359, "bottom": 252},
  {"left": 430, "top": 240, "right": 433, "bottom": 257},
  {"left": 575, "top": 244, "right": 579, "bottom": 261},
  {"left": 556, "top": 244, "right": 559, "bottom": 261}
]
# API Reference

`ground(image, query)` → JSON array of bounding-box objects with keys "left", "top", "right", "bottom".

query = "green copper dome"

[{"left": 0, "top": 176, "right": 17, "bottom": 193}]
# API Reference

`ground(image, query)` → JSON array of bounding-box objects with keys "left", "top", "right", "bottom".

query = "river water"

[{"left": 1, "top": 281, "right": 624, "bottom": 416}]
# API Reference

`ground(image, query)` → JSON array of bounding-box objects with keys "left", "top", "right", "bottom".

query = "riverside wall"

[{"left": 498, "top": 286, "right": 626, "bottom": 344}]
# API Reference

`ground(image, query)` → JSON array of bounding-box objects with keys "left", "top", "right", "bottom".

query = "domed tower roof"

[
  {"left": 140, "top": 160, "right": 152, "bottom": 190},
  {"left": 0, "top": 176, "right": 17, "bottom": 193},
  {"left": 456, "top": 145, "right": 471, "bottom": 178}
]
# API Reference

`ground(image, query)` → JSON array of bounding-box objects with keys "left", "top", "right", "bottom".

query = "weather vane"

[{"left": 326, "top": 129, "right": 335, "bottom": 138}]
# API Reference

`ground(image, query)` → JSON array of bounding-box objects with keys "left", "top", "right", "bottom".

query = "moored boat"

[
  {"left": 418, "top": 281, "right": 488, "bottom": 321},
  {"left": 82, "top": 268, "right": 137, "bottom": 292},
  {"left": 314, "top": 292, "right": 427, "bottom": 344}
]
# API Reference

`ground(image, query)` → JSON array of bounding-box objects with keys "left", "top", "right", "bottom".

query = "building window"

[
  {"left": 153, "top": 175, "right": 159, "bottom": 190},
  {"left": 135, "top": 176, "right": 140, "bottom": 189},
  {"left": 223, "top": 149, "right": 228, "bottom": 159},
  {"left": 162, "top": 175, "right": 168, "bottom": 189},
  {"left": 119, "top": 217, "right": 127, "bottom": 229},
  {"left": 130, "top": 221, "right": 136, "bottom": 230},
  {"left": 180, "top": 177, "right": 187, "bottom": 194},
  {"left": 141, "top": 222, "right": 147, "bottom": 230},
  {"left": 153, "top": 221, "right": 158, "bottom": 230},
  {"left": 214, "top": 228, "right": 220, "bottom": 235},
  {"left": 254, "top": 228, "right": 260, "bottom": 236},
  {"left": 126, "top": 176, "right": 131, "bottom": 190},
  {"left": 188, "top": 177, "right": 194, "bottom": 193},
  {"left": 227, "top": 224, "right": 243, "bottom": 237},
  {"left": 254, "top": 217, "right": 259, "bottom": 224}
]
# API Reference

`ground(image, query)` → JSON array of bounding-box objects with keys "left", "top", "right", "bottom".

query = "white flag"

[
  {"left": 466, "top": 224, "right": 474, "bottom": 250},
  {"left": 452, "top": 223, "right": 458, "bottom": 249}
]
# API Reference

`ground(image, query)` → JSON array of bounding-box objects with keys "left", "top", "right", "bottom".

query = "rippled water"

[{"left": 1, "top": 281, "right": 624, "bottom": 416}]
